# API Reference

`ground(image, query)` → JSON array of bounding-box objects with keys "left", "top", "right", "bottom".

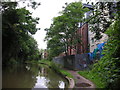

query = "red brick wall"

[{"left": 68, "top": 23, "right": 89, "bottom": 55}]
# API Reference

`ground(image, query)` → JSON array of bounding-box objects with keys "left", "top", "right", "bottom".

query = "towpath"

[{"left": 67, "top": 69, "right": 96, "bottom": 89}]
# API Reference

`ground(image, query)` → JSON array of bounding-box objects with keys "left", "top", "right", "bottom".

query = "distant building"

[{"left": 43, "top": 49, "right": 48, "bottom": 59}]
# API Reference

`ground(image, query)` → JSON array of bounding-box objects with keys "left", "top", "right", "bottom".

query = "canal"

[{"left": 2, "top": 63, "right": 68, "bottom": 89}]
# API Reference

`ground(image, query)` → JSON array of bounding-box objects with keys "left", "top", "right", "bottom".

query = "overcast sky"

[{"left": 29, "top": 0, "right": 93, "bottom": 50}]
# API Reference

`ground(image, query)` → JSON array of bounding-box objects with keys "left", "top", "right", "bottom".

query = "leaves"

[
  {"left": 91, "top": 11, "right": 120, "bottom": 89},
  {"left": 45, "top": 2, "right": 87, "bottom": 58},
  {"left": 87, "top": 2, "right": 117, "bottom": 40},
  {"left": 2, "top": 2, "right": 40, "bottom": 66}
]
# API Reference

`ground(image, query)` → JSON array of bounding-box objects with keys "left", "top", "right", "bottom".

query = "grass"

[
  {"left": 25, "top": 60, "right": 37, "bottom": 64},
  {"left": 59, "top": 69, "right": 73, "bottom": 78},
  {"left": 78, "top": 70, "right": 106, "bottom": 88},
  {"left": 38, "top": 59, "right": 51, "bottom": 66}
]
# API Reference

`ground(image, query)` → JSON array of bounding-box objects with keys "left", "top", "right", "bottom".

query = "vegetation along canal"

[{"left": 2, "top": 64, "right": 68, "bottom": 88}]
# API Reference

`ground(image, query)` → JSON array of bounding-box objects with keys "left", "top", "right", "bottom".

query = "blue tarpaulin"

[
  {"left": 88, "top": 53, "right": 93, "bottom": 61},
  {"left": 97, "top": 42, "right": 106, "bottom": 58},
  {"left": 88, "top": 42, "right": 106, "bottom": 61}
]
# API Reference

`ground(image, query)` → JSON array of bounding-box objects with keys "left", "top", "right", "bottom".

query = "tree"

[
  {"left": 2, "top": 1, "right": 40, "bottom": 66},
  {"left": 45, "top": 2, "right": 88, "bottom": 59},
  {"left": 86, "top": 2, "right": 117, "bottom": 40}
]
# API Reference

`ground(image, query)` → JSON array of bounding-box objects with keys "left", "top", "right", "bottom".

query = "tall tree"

[
  {"left": 2, "top": 1, "right": 40, "bottom": 66},
  {"left": 45, "top": 2, "right": 88, "bottom": 59}
]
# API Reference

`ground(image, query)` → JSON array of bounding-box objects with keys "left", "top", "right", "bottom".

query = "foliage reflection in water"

[{"left": 2, "top": 64, "right": 68, "bottom": 89}]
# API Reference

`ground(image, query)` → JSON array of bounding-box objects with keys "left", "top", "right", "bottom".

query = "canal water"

[{"left": 2, "top": 64, "right": 68, "bottom": 89}]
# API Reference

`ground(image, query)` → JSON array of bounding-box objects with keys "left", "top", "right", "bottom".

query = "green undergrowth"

[
  {"left": 38, "top": 59, "right": 51, "bottom": 66},
  {"left": 78, "top": 19, "right": 120, "bottom": 89},
  {"left": 59, "top": 69, "right": 73, "bottom": 78},
  {"left": 78, "top": 70, "right": 106, "bottom": 88},
  {"left": 26, "top": 60, "right": 39, "bottom": 64}
]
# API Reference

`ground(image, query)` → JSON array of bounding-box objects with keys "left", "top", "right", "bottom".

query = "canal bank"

[{"left": 38, "top": 60, "right": 96, "bottom": 89}]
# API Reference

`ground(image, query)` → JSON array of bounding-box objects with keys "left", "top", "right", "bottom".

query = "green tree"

[
  {"left": 86, "top": 2, "right": 116, "bottom": 40},
  {"left": 45, "top": 2, "right": 88, "bottom": 59},
  {"left": 2, "top": 1, "right": 40, "bottom": 66}
]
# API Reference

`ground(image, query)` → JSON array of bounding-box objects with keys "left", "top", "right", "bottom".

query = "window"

[{"left": 91, "top": 38, "right": 94, "bottom": 44}]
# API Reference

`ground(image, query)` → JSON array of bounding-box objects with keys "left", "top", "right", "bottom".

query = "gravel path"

[{"left": 67, "top": 70, "right": 96, "bottom": 89}]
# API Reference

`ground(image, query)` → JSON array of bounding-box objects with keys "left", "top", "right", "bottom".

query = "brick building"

[
  {"left": 67, "top": 23, "right": 89, "bottom": 55},
  {"left": 67, "top": 4, "right": 93, "bottom": 55}
]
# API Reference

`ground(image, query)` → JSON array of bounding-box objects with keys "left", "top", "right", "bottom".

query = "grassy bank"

[
  {"left": 38, "top": 59, "right": 51, "bottom": 66},
  {"left": 78, "top": 70, "right": 106, "bottom": 88},
  {"left": 59, "top": 69, "right": 73, "bottom": 78}
]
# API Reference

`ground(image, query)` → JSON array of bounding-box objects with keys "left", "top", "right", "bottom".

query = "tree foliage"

[
  {"left": 87, "top": 2, "right": 117, "bottom": 40},
  {"left": 86, "top": 1, "right": 120, "bottom": 89},
  {"left": 45, "top": 2, "right": 88, "bottom": 59},
  {"left": 2, "top": 1, "right": 40, "bottom": 66}
]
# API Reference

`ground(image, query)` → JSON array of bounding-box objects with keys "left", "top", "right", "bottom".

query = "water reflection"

[
  {"left": 59, "top": 81, "right": 65, "bottom": 88},
  {"left": 34, "top": 76, "right": 49, "bottom": 88},
  {"left": 2, "top": 64, "right": 68, "bottom": 89}
]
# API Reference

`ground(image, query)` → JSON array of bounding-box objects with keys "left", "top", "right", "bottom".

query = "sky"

[
  {"left": 19, "top": 0, "right": 94, "bottom": 50},
  {"left": 11, "top": 0, "right": 114, "bottom": 50},
  {"left": 31, "top": 0, "right": 85, "bottom": 50}
]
